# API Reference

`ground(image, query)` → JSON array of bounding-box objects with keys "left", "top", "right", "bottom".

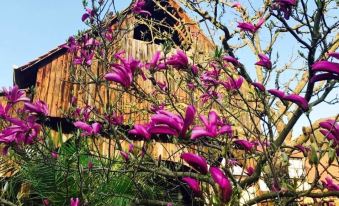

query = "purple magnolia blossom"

[
  {"left": 128, "top": 143, "right": 134, "bottom": 153},
  {"left": 120, "top": 151, "right": 129, "bottom": 162},
  {"left": 0, "top": 116, "right": 41, "bottom": 145},
  {"left": 273, "top": 0, "right": 297, "bottom": 19},
  {"left": 322, "top": 177, "right": 339, "bottom": 191},
  {"left": 105, "top": 113, "right": 123, "bottom": 125},
  {"left": 132, "top": 0, "right": 151, "bottom": 16},
  {"left": 200, "top": 90, "right": 221, "bottom": 104},
  {"left": 319, "top": 119, "right": 339, "bottom": 143},
  {"left": 268, "top": 89, "right": 285, "bottom": 99},
  {"left": 328, "top": 52, "right": 339, "bottom": 60},
  {"left": 223, "top": 56, "right": 239, "bottom": 66},
  {"left": 2, "top": 85, "right": 30, "bottom": 103},
  {"left": 182, "top": 177, "right": 201, "bottom": 195},
  {"left": 295, "top": 145, "right": 310, "bottom": 156},
  {"left": 62, "top": 36, "right": 78, "bottom": 52},
  {"left": 51, "top": 151, "right": 58, "bottom": 159},
  {"left": 237, "top": 18, "right": 265, "bottom": 33},
  {"left": 255, "top": 54, "right": 272, "bottom": 69},
  {"left": 0, "top": 104, "right": 10, "bottom": 119},
  {"left": 129, "top": 124, "right": 151, "bottom": 140},
  {"left": 105, "top": 52, "right": 142, "bottom": 88},
  {"left": 232, "top": 2, "right": 242, "bottom": 9},
  {"left": 227, "top": 159, "right": 240, "bottom": 167},
  {"left": 24, "top": 101, "right": 49, "bottom": 116},
  {"left": 237, "top": 22, "right": 256, "bottom": 33},
  {"left": 73, "top": 50, "right": 94, "bottom": 66},
  {"left": 70, "top": 198, "right": 80, "bottom": 206},
  {"left": 201, "top": 67, "right": 221, "bottom": 87},
  {"left": 245, "top": 166, "right": 255, "bottom": 176},
  {"left": 221, "top": 77, "right": 243, "bottom": 91},
  {"left": 312, "top": 61, "right": 339, "bottom": 75},
  {"left": 156, "top": 81, "right": 168, "bottom": 91},
  {"left": 82, "top": 8, "right": 95, "bottom": 22},
  {"left": 180, "top": 153, "right": 208, "bottom": 174},
  {"left": 149, "top": 105, "right": 195, "bottom": 138},
  {"left": 167, "top": 50, "right": 189, "bottom": 69},
  {"left": 73, "top": 121, "right": 101, "bottom": 136},
  {"left": 191, "top": 111, "right": 232, "bottom": 140},
  {"left": 88, "top": 161, "right": 93, "bottom": 170},
  {"left": 43, "top": 199, "right": 49, "bottom": 206},
  {"left": 233, "top": 139, "right": 255, "bottom": 151},
  {"left": 145, "top": 51, "right": 165, "bottom": 70},
  {"left": 252, "top": 82, "right": 266, "bottom": 92},
  {"left": 210, "top": 167, "right": 233, "bottom": 202},
  {"left": 310, "top": 73, "right": 339, "bottom": 83},
  {"left": 283, "top": 94, "right": 309, "bottom": 110}
]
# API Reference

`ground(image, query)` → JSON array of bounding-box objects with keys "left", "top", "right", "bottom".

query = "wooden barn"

[{"left": 11, "top": 0, "right": 218, "bottom": 160}]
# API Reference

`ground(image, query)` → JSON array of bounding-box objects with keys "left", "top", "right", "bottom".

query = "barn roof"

[{"left": 14, "top": 0, "right": 214, "bottom": 89}]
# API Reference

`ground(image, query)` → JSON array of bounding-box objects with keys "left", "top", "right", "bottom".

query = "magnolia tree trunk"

[{"left": 0, "top": 0, "right": 338, "bottom": 205}]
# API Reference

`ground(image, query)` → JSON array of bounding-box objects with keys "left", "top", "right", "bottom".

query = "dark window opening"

[{"left": 133, "top": 0, "right": 191, "bottom": 50}]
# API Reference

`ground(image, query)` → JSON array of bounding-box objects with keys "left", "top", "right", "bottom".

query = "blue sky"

[{"left": 0, "top": 1, "right": 337, "bottom": 137}]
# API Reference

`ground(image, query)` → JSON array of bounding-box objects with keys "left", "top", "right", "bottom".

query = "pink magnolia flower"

[
  {"left": 295, "top": 145, "right": 310, "bottom": 156},
  {"left": 319, "top": 119, "right": 339, "bottom": 143},
  {"left": 237, "top": 18, "right": 265, "bottom": 33},
  {"left": 105, "top": 53, "right": 142, "bottom": 88},
  {"left": 283, "top": 94, "right": 309, "bottom": 110},
  {"left": 82, "top": 8, "right": 95, "bottom": 22},
  {"left": 73, "top": 50, "right": 94, "bottom": 66},
  {"left": 149, "top": 105, "right": 196, "bottom": 138},
  {"left": 191, "top": 111, "right": 232, "bottom": 140},
  {"left": 252, "top": 82, "right": 266, "bottom": 92},
  {"left": 180, "top": 153, "right": 208, "bottom": 174},
  {"left": 237, "top": 22, "right": 256, "bottom": 33},
  {"left": 145, "top": 51, "right": 164, "bottom": 70},
  {"left": 73, "top": 121, "right": 101, "bottom": 136},
  {"left": 88, "top": 161, "right": 93, "bottom": 170},
  {"left": 70, "top": 197, "right": 80, "bottom": 206},
  {"left": 223, "top": 56, "right": 239, "bottom": 66},
  {"left": 105, "top": 113, "right": 123, "bottom": 125},
  {"left": 233, "top": 139, "right": 255, "bottom": 151},
  {"left": 0, "top": 117, "right": 41, "bottom": 145},
  {"left": 51, "top": 151, "right": 58, "bottom": 159},
  {"left": 129, "top": 124, "right": 151, "bottom": 140},
  {"left": 221, "top": 77, "right": 243, "bottom": 91},
  {"left": 322, "top": 177, "right": 339, "bottom": 191},
  {"left": 232, "top": 2, "right": 242, "bottom": 9},
  {"left": 269, "top": 90, "right": 308, "bottom": 110},
  {"left": 2, "top": 85, "right": 30, "bottom": 103},
  {"left": 128, "top": 143, "right": 134, "bottom": 153},
  {"left": 255, "top": 54, "right": 272, "bottom": 69},
  {"left": 132, "top": 0, "right": 151, "bottom": 16},
  {"left": 201, "top": 67, "right": 220, "bottom": 87},
  {"left": 43, "top": 199, "right": 49, "bottom": 206},
  {"left": 268, "top": 89, "right": 285, "bottom": 99},
  {"left": 245, "top": 166, "right": 255, "bottom": 176},
  {"left": 156, "top": 81, "right": 168, "bottom": 91},
  {"left": 167, "top": 50, "right": 189, "bottom": 69},
  {"left": 273, "top": 0, "right": 297, "bottom": 20},
  {"left": 182, "top": 177, "right": 201, "bottom": 195},
  {"left": 62, "top": 36, "right": 78, "bottom": 52},
  {"left": 310, "top": 73, "right": 339, "bottom": 83},
  {"left": 210, "top": 167, "right": 233, "bottom": 202},
  {"left": 328, "top": 52, "right": 339, "bottom": 59},
  {"left": 200, "top": 90, "right": 221, "bottom": 104},
  {"left": 0, "top": 104, "right": 10, "bottom": 119},
  {"left": 120, "top": 151, "right": 129, "bottom": 162},
  {"left": 24, "top": 100, "right": 49, "bottom": 116},
  {"left": 312, "top": 61, "right": 339, "bottom": 75}
]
